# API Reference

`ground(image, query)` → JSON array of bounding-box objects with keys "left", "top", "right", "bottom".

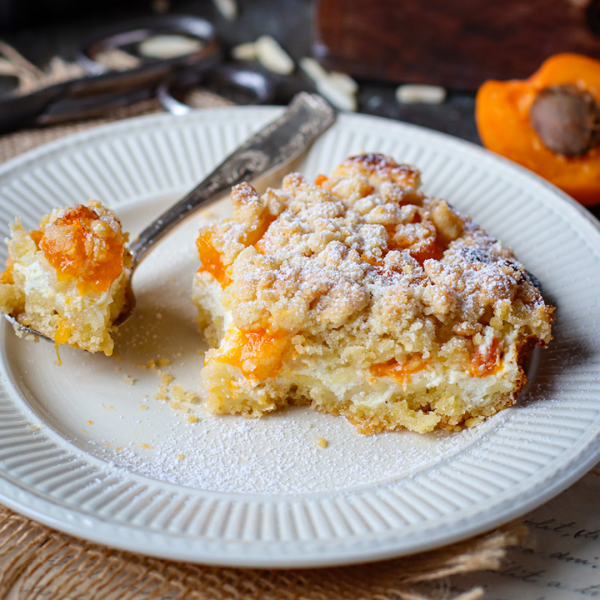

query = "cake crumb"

[
  {"left": 140, "top": 443, "right": 153, "bottom": 449},
  {"left": 115, "top": 446, "right": 123, "bottom": 451},
  {"left": 153, "top": 385, "right": 168, "bottom": 401},
  {"left": 146, "top": 364, "right": 199, "bottom": 418},
  {"left": 315, "top": 437, "right": 328, "bottom": 448},
  {"left": 177, "top": 454, "right": 186, "bottom": 460},
  {"left": 172, "top": 383, "right": 197, "bottom": 404},
  {"left": 187, "top": 414, "right": 198, "bottom": 424},
  {"left": 87, "top": 420, "right": 93, "bottom": 425},
  {"left": 199, "top": 209, "right": 219, "bottom": 220},
  {"left": 140, "top": 404, "right": 148, "bottom": 411},
  {"left": 121, "top": 374, "right": 136, "bottom": 385},
  {"left": 159, "top": 371, "right": 174, "bottom": 385}
]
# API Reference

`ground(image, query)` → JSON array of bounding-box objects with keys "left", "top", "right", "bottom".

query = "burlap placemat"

[
  {"left": 0, "top": 85, "right": 525, "bottom": 600},
  {"left": 0, "top": 504, "right": 524, "bottom": 600}
]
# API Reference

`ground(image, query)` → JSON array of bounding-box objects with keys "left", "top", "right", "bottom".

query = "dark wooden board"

[{"left": 314, "top": 0, "right": 600, "bottom": 91}]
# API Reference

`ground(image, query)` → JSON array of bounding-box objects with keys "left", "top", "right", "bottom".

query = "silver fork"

[{"left": 4, "top": 93, "right": 336, "bottom": 340}]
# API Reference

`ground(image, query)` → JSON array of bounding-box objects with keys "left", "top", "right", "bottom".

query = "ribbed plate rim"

[{"left": 0, "top": 107, "right": 597, "bottom": 567}]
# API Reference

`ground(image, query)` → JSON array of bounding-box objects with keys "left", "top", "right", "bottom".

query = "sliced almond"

[
  {"left": 138, "top": 35, "right": 203, "bottom": 60},
  {"left": 396, "top": 84, "right": 446, "bottom": 105},
  {"left": 299, "top": 57, "right": 329, "bottom": 83},
  {"left": 329, "top": 72, "right": 358, "bottom": 95},
  {"left": 316, "top": 77, "right": 357, "bottom": 111},
  {"left": 255, "top": 36, "right": 294, "bottom": 75},
  {"left": 300, "top": 58, "right": 357, "bottom": 112},
  {"left": 231, "top": 42, "right": 257, "bottom": 61},
  {"left": 212, "top": 0, "right": 238, "bottom": 19}
]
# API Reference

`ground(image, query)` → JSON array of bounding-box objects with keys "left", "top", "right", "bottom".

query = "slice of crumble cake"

[
  {"left": 0, "top": 200, "right": 132, "bottom": 356},
  {"left": 192, "top": 154, "right": 554, "bottom": 434}
]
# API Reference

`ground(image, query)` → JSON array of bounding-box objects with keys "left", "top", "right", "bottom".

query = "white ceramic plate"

[{"left": 0, "top": 107, "right": 599, "bottom": 568}]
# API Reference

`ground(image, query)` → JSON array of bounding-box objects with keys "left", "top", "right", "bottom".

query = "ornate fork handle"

[{"left": 129, "top": 93, "right": 335, "bottom": 266}]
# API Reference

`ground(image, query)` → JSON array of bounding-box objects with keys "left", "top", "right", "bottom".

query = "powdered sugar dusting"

[
  {"left": 84, "top": 405, "right": 490, "bottom": 494},
  {"left": 203, "top": 156, "right": 551, "bottom": 342}
]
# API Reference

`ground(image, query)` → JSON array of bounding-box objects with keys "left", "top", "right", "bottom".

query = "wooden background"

[{"left": 315, "top": 0, "right": 600, "bottom": 90}]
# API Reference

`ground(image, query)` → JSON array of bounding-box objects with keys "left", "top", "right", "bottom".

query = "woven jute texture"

[
  {"left": 0, "top": 86, "right": 526, "bottom": 600},
  {"left": 0, "top": 90, "right": 232, "bottom": 164},
  {"left": 0, "top": 505, "right": 525, "bottom": 600}
]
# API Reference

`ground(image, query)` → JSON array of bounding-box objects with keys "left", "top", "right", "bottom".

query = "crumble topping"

[{"left": 198, "top": 153, "right": 551, "bottom": 354}]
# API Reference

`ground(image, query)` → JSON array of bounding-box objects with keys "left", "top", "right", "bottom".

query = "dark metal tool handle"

[{"left": 128, "top": 92, "right": 335, "bottom": 265}]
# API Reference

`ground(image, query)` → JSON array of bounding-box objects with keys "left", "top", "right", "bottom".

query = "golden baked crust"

[
  {"left": 0, "top": 200, "right": 132, "bottom": 356},
  {"left": 192, "top": 154, "right": 554, "bottom": 433}
]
